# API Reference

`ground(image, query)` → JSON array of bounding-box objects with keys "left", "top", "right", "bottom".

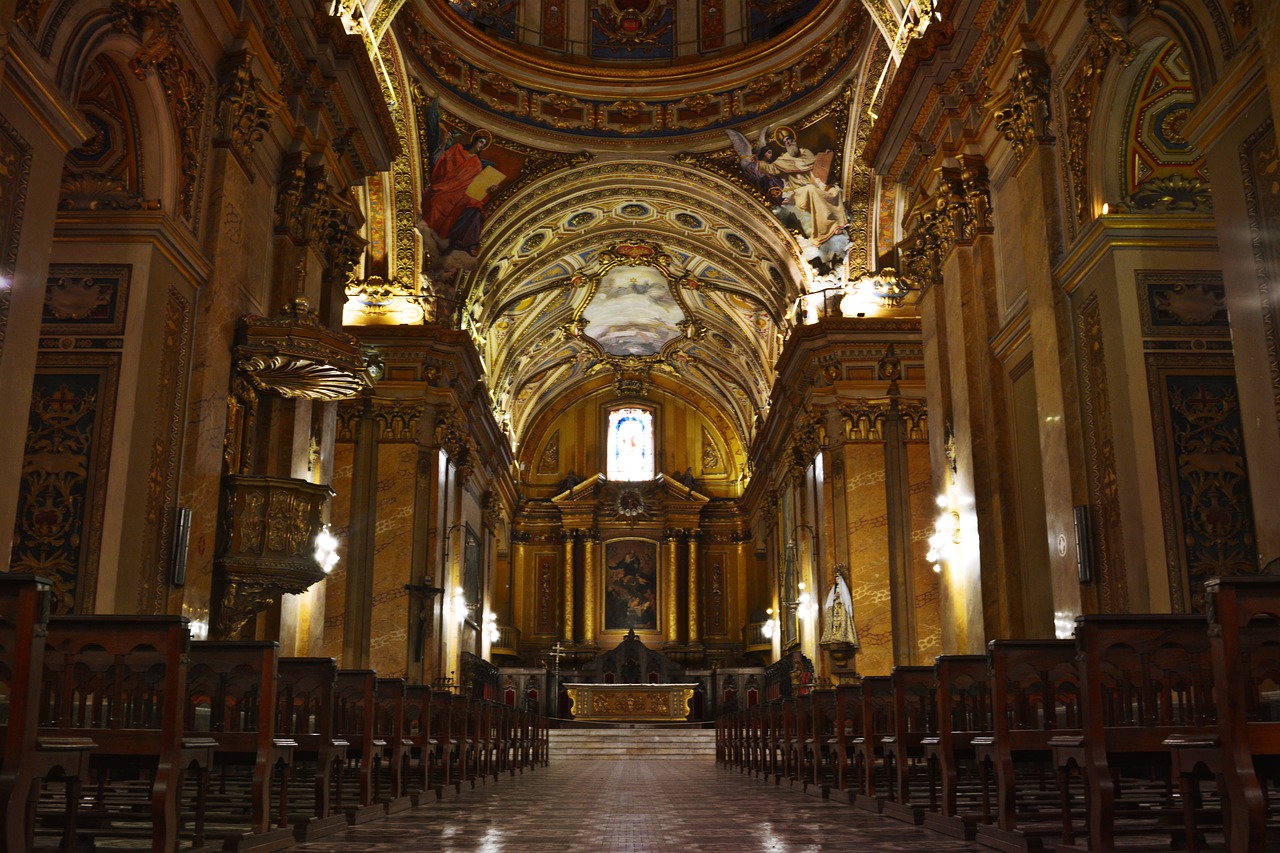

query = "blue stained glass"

[{"left": 607, "top": 407, "right": 653, "bottom": 481}]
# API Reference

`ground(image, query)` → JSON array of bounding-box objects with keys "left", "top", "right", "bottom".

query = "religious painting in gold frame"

[{"left": 603, "top": 538, "right": 659, "bottom": 632}]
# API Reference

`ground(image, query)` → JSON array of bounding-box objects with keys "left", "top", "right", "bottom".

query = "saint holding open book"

[{"left": 421, "top": 129, "right": 507, "bottom": 258}]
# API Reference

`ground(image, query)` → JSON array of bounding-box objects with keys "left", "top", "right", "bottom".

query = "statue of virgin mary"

[{"left": 819, "top": 571, "right": 858, "bottom": 647}]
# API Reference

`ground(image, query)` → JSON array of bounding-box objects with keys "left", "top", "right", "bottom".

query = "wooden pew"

[
  {"left": 374, "top": 677, "right": 412, "bottom": 815},
  {"left": 41, "top": 615, "right": 217, "bottom": 853},
  {"left": 974, "top": 639, "right": 1080, "bottom": 852},
  {"left": 881, "top": 665, "right": 936, "bottom": 825},
  {"left": 334, "top": 669, "right": 381, "bottom": 825},
  {"left": 805, "top": 687, "right": 837, "bottom": 797},
  {"left": 854, "top": 674, "right": 893, "bottom": 812},
  {"left": 401, "top": 684, "right": 433, "bottom": 802},
  {"left": 0, "top": 575, "right": 93, "bottom": 853},
  {"left": 451, "top": 694, "right": 477, "bottom": 790},
  {"left": 1051, "top": 615, "right": 1216, "bottom": 853},
  {"left": 276, "top": 657, "right": 346, "bottom": 840},
  {"left": 787, "top": 694, "right": 809, "bottom": 788},
  {"left": 922, "top": 654, "right": 992, "bottom": 840},
  {"left": 185, "top": 640, "right": 295, "bottom": 852},
  {"left": 830, "top": 681, "right": 864, "bottom": 803},
  {"left": 1165, "top": 576, "right": 1280, "bottom": 852},
  {"left": 428, "top": 689, "right": 460, "bottom": 796}
]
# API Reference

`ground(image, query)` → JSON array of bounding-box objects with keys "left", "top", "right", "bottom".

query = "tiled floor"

[{"left": 294, "top": 760, "right": 988, "bottom": 852}]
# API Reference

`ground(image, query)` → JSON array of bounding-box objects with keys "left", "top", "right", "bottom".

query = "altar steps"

[{"left": 548, "top": 728, "right": 716, "bottom": 760}]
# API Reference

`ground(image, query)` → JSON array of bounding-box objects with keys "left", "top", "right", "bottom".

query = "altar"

[{"left": 565, "top": 683, "right": 697, "bottom": 722}]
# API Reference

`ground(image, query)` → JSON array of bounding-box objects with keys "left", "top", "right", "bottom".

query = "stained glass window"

[{"left": 607, "top": 407, "right": 654, "bottom": 481}]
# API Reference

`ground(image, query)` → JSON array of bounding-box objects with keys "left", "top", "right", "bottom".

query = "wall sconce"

[
  {"left": 796, "top": 582, "right": 819, "bottom": 621},
  {"left": 483, "top": 610, "right": 500, "bottom": 643},
  {"left": 446, "top": 586, "right": 469, "bottom": 624},
  {"left": 182, "top": 602, "right": 209, "bottom": 641},
  {"left": 762, "top": 607, "right": 779, "bottom": 639},
  {"left": 314, "top": 524, "right": 340, "bottom": 573}
]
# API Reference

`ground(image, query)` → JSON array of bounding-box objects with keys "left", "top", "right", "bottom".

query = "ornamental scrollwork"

[{"left": 788, "top": 411, "right": 825, "bottom": 476}]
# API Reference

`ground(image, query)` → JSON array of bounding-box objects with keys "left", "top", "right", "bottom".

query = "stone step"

[{"left": 548, "top": 728, "right": 716, "bottom": 760}]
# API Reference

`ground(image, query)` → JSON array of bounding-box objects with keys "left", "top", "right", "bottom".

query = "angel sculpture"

[
  {"left": 725, "top": 125, "right": 849, "bottom": 262},
  {"left": 725, "top": 126, "right": 784, "bottom": 200},
  {"left": 419, "top": 97, "right": 508, "bottom": 278}
]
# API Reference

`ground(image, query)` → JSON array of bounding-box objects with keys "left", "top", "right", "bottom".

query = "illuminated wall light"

[
  {"left": 483, "top": 611, "right": 500, "bottom": 643},
  {"left": 314, "top": 525, "right": 340, "bottom": 573},
  {"left": 446, "top": 586, "right": 469, "bottom": 624}
]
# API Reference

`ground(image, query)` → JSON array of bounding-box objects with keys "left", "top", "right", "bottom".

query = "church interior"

[{"left": 2, "top": 0, "right": 1280, "bottom": 850}]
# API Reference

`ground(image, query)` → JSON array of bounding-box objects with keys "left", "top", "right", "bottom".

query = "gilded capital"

[{"left": 991, "top": 49, "right": 1054, "bottom": 160}]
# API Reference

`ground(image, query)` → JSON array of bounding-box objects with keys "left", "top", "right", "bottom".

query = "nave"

[{"left": 288, "top": 759, "right": 985, "bottom": 853}]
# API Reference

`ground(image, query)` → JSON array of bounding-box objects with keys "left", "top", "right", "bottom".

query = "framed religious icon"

[{"left": 603, "top": 538, "right": 659, "bottom": 632}]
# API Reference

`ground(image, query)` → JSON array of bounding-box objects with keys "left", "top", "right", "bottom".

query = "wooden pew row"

[
  {"left": 1051, "top": 614, "right": 1219, "bottom": 852},
  {"left": 40, "top": 615, "right": 218, "bottom": 853},
  {"left": 922, "top": 654, "right": 991, "bottom": 840},
  {"left": 0, "top": 575, "right": 94, "bottom": 853},
  {"left": 974, "top": 639, "right": 1080, "bottom": 852},
  {"left": 1166, "top": 576, "right": 1280, "bottom": 853},
  {"left": 715, "top": 577, "right": 1280, "bottom": 851},
  {"left": 184, "top": 640, "right": 295, "bottom": 852}
]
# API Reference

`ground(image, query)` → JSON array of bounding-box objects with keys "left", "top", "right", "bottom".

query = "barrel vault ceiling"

[{"left": 345, "top": 0, "right": 934, "bottom": 468}]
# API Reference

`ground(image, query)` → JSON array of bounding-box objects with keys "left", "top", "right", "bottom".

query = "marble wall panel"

[
  {"left": 907, "top": 442, "right": 940, "bottom": 662},
  {"left": 321, "top": 441, "right": 354, "bottom": 662},
  {"left": 369, "top": 444, "right": 417, "bottom": 678},
  {"left": 843, "top": 442, "right": 892, "bottom": 675}
]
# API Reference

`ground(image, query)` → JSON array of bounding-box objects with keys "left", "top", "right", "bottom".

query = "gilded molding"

[
  {"left": 109, "top": 0, "right": 208, "bottom": 222},
  {"left": 1125, "top": 174, "right": 1213, "bottom": 212},
  {"left": 397, "top": 3, "right": 866, "bottom": 142},
  {"left": 1078, "top": 293, "right": 1126, "bottom": 613},
  {"left": 991, "top": 48, "right": 1054, "bottom": 161},
  {"left": 0, "top": 115, "right": 33, "bottom": 355},
  {"left": 142, "top": 287, "right": 191, "bottom": 613}
]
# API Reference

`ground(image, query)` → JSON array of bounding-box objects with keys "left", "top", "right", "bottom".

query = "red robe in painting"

[{"left": 422, "top": 143, "right": 487, "bottom": 249}]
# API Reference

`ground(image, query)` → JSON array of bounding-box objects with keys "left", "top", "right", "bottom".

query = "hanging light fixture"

[{"left": 314, "top": 524, "right": 340, "bottom": 573}]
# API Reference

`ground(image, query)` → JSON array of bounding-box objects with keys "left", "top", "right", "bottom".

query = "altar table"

[{"left": 565, "top": 683, "right": 697, "bottom": 722}]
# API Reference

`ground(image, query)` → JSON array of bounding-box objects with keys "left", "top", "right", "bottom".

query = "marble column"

[
  {"left": 582, "top": 530, "right": 598, "bottom": 646},
  {"left": 882, "top": 398, "right": 917, "bottom": 664},
  {"left": 562, "top": 530, "right": 575, "bottom": 644},
  {"left": 687, "top": 530, "right": 700, "bottom": 645},
  {"left": 343, "top": 398, "right": 378, "bottom": 669}
]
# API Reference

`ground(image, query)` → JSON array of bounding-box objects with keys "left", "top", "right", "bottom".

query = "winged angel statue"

[{"left": 725, "top": 125, "right": 850, "bottom": 273}]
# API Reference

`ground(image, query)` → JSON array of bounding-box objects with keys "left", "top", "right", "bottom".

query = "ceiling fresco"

[
  {"left": 583, "top": 266, "right": 686, "bottom": 356},
  {"left": 339, "top": 0, "right": 939, "bottom": 481}
]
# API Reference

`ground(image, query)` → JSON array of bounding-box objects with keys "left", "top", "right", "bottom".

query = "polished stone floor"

[{"left": 293, "top": 760, "right": 988, "bottom": 852}]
